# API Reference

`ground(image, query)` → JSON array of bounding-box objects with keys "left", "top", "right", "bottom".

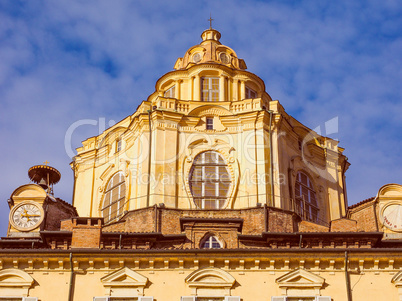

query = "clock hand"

[{"left": 20, "top": 212, "right": 39, "bottom": 222}]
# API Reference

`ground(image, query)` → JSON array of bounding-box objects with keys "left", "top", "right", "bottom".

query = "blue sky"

[{"left": 0, "top": 0, "right": 401, "bottom": 235}]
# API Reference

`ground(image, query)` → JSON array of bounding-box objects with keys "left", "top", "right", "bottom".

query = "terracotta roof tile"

[{"left": 348, "top": 197, "right": 375, "bottom": 209}]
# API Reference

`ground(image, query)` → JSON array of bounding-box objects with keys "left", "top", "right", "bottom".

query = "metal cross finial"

[
  {"left": 43, "top": 160, "right": 49, "bottom": 165},
  {"left": 208, "top": 14, "right": 214, "bottom": 29}
]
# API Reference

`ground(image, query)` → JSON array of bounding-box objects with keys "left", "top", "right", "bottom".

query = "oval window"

[
  {"left": 219, "top": 52, "right": 229, "bottom": 64},
  {"left": 193, "top": 53, "right": 202, "bottom": 63}
]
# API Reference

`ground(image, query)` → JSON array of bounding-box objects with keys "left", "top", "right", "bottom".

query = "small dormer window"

[
  {"left": 245, "top": 86, "right": 257, "bottom": 99},
  {"left": 206, "top": 117, "right": 214, "bottom": 130},
  {"left": 164, "top": 85, "right": 175, "bottom": 98}
]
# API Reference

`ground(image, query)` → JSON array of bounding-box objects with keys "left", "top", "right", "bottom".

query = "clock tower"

[{"left": 7, "top": 164, "right": 77, "bottom": 237}]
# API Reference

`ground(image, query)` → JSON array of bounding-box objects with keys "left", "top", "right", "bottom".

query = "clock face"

[
  {"left": 10, "top": 202, "right": 44, "bottom": 231},
  {"left": 382, "top": 203, "right": 402, "bottom": 232}
]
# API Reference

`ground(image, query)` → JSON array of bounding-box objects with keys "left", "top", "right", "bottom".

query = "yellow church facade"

[{"left": 1, "top": 28, "right": 402, "bottom": 301}]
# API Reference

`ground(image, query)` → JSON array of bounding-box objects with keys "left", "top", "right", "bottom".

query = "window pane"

[
  {"left": 120, "top": 183, "right": 126, "bottom": 196},
  {"left": 104, "top": 191, "right": 111, "bottom": 207},
  {"left": 118, "top": 199, "right": 125, "bottom": 216},
  {"left": 202, "top": 79, "right": 209, "bottom": 89},
  {"left": 295, "top": 182, "right": 301, "bottom": 196},
  {"left": 301, "top": 173, "right": 308, "bottom": 185},
  {"left": 210, "top": 237, "right": 221, "bottom": 248},
  {"left": 211, "top": 78, "right": 219, "bottom": 89},
  {"left": 110, "top": 202, "right": 118, "bottom": 220},
  {"left": 201, "top": 91, "right": 209, "bottom": 101}
]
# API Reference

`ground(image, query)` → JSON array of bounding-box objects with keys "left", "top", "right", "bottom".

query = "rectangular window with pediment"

[{"left": 201, "top": 77, "right": 219, "bottom": 101}]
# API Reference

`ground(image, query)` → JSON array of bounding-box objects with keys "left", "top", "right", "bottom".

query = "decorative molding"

[
  {"left": 99, "top": 164, "right": 115, "bottom": 181},
  {"left": 185, "top": 267, "right": 235, "bottom": 296},
  {"left": 182, "top": 143, "right": 239, "bottom": 209},
  {"left": 0, "top": 268, "right": 34, "bottom": 297},
  {"left": 276, "top": 268, "right": 325, "bottom": 297},
  {"left": 101, "top": 267, "right": 148, "bottom": 297}
]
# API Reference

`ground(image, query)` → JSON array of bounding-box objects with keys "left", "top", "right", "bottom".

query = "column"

[
  {"left": 219, "top": 76, "right": 226, "bottom": 102},
  {"left": 240, "top": 80, "right": 246, "bottom": 100},
  {"left": 233, "top": 79, "right": 239, "bottom": 101},
  {"left": 194, "top": 75, "right": 201, "bottom": 101},
  {"left": 175, "top": 80, "right": 181, "bottom": 99}
]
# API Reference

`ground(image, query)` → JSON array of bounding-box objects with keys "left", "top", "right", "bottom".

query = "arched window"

[
  {"left": 189, "top": 151, "right": 231, "bottom": 209},
  {"left": 102, "top": 172, "right": 126, "bottom": 223},
  {"left": 201, "top": 236, "right": 222, "bottom": 249},
  {"left": 294, "top": 171, "right": 319, "bottom": 222}
]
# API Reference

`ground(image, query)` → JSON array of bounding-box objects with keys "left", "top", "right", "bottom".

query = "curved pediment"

[
  {"left": 10, "top": 184, "right": 46, "bottom": 201},
  {"left": 98, "top": 126, "right": 127, "bottom": 148},
  {"left": 377, "top": 184, "right": 402, "bottom": 199},
  {"left": 189, "top": 105, "right": 232, "bottom": 117},
  {"left": 0, "top": 268, "right": 34, "bottom": 287},
  {"left": 185, "top": 267, "right": 235, "bottom": 288}
]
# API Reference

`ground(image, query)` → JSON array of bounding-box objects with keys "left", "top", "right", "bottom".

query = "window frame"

[
  {"left": 201, "top": 235, "right": 222, "bottom": 249},
  {"left": 116, "top": 139, "right": 122, "bottom": 153},
  {"left": 189, "top": 151, "right": 231, "bottom": 209},
  {"left": 164, "top": 85, "right": 176, "bottom": 98},
  {"left": 201, "top": 77, "right": 219, "bottom": 102},
  {"left": 206, "top": 117, "right": 214, "bottom": 130},
  {"left": 294, "top": 171, "right": 319, "bottom": 223},
  {"left": 102, "top": 172, "right": 126, "bottom": 224},
  {"left": 245, "top": 86, "right": 257, "bottom": 99}
]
